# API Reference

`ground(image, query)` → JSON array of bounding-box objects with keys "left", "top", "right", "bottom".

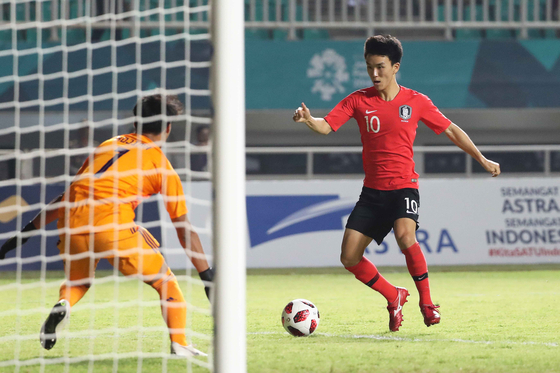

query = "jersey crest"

[{"left": 399, "top": 105, "right": 412, "bottom": 120}]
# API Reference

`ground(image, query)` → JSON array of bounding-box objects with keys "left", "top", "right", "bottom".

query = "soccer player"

[
  {"left": 0, "top": 94, "right": 214, "bottom": 357},
  {"left": 292, "top": 35, "right": 500, "bottom": 331}
]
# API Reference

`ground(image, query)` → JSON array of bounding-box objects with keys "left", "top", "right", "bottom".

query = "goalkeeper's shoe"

[
  {"left": 170, "top": 342, "right": 208, "bottom": 357},
  {"left": 40, "top": 299, "right": 70, "bottom": 350},
  {"left": 387, "top": 287, "right": 409, "bottom": 332},
  {"left": 420, "top": 304, "right": 441, "bottom": 327}
]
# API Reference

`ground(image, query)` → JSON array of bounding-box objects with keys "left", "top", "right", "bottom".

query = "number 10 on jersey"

[{"left": 365, "top": 115, "right": 380, "bottom": 133}]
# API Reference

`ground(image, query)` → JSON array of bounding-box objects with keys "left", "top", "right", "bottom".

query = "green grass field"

[{"left": 1, "top": 265, "right": 559, "bottom": 373}]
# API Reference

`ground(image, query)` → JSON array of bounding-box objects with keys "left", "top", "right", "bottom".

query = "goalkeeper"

[{"left": 0, "top": 94, "right": 213, "bottom": 357}]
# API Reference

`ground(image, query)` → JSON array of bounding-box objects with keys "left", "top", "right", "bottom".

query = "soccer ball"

[{"left": 281, "top": 299, "right": 320, "bottom": 337}]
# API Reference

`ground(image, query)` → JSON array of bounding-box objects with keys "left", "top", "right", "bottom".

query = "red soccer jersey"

[{"left": 324, "top": 86, "right": 451, "bottom": 190}]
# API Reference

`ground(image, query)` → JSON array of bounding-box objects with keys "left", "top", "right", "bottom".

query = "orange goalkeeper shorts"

[{"left": 57, "top": 226, "right": 171, "bottom": 286}]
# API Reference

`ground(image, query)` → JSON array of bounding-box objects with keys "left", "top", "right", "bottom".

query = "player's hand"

[
  {"left": 0, "top": 235, "right": 20, "bottom": 260},
  {"left": 0, "top": 222, "right": 36, "bottom": 259},
  {"left": 482, "top": 159, "right": 501, "bottom": 177},
  {"left": 292, "top": 102, "right": 312, "bottom": 123}
]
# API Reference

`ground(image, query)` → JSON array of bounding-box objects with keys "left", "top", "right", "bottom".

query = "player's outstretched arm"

[
  {"left": 0, "top": 193, "right": 64, "bottom": 260},
  {"left": 172, "top": 214, "right": 213, "bottom": 300},
  {"left": 292, "top": 102, "right": 332, "bottom": 135},
  {"left": 444, "top": 123, "right": 501, "bottom": 177}
]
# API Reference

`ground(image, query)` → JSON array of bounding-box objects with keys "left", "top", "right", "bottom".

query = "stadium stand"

[
  {"left": 1, "top": 0, "right": 558, "bottom": 43},
  {"left": 0, "top": 0, "right": 559, "bottom": 179}
]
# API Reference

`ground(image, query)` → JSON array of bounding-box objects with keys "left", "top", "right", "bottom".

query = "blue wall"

[
  {"left": 0, "top": 39, "right": 211, "bottom": 111},
  {"left": 246, "top": 39, "right": 560, "bottom": 109}
]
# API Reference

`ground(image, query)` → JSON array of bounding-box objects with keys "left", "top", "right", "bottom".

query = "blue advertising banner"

[{"left": 242, "top": 179, "right": 560, "bottom": 268}]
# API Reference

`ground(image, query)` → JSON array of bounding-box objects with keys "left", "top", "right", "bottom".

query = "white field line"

[{"left": 248, "top": 331, "right": 559, "bottom": 347}]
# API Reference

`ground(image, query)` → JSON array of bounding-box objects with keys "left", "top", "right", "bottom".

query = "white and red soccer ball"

[{"left": 281, "top": 299, "right": 320, "bottom": 337}]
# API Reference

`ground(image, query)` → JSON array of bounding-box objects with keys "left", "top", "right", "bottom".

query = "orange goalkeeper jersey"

[{"left": 58, "top": 133, "right": 187, "bottom": 233}]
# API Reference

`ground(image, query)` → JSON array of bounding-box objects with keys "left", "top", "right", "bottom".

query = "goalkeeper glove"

[
  {"left": 0, "top": 222, "right": 37, "bottom": 260},
  {"left": 198, "top": 267, "right": 214, "bottom": 301}
]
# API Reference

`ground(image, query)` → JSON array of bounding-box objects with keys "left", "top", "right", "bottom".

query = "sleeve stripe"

[{"left": 139, "top": 229, "right": 159, "bottom": 249}]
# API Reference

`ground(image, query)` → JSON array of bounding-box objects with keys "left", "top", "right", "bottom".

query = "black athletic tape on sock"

[
  {"left": 365, "top": 273, "right": 380, "bottom": 287},
  {"left": 412, "top": 272, "right": 429, "bottom": 282},
  {"left": 198, "top": 267, "right": 214, "bottom": 301},
  {"left": 198, "top": 267, "right": 214, "bottom": 282}
]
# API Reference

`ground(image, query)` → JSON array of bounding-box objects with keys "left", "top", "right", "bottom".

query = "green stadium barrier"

[
  {"left": 0, "top": 31, "right": 10, "bottom": 44},
  {"left": 273, "top": 29, "right": 289, "bottom": 40},
  {"left": 302, "top": 29, "right": 329, "bottom": 40},
  {"left": 246, "top": 29, "right": 271, "bottom": 40}
]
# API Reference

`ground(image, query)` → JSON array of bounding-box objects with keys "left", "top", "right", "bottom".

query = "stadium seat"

[
  {"left": 526, "top": 0, "right": 554, "bottom": 38},
  {"left": 120, "top": 29, "right": 131, "bottom": 39},
  {"left": 69, "top": 0, "right": 80, "bottom": 19},
  {"left": 24, "top": 29, "right": 53, "bottom": 44},
  {"left": 42, "top": 1, "right": 52, "bottom": 20},
  {"left": 302, "top": 29, "right": 329, "bottom": 40},
  {"left": 438, "top": 0, "right": 558, "bottom": 40},
  {"left": 66, "top": 29, "right": 86, "bottom": 45},
  {"left": 273, "top": 29, "right": 289, "bottom": 40},
  {"left": 542, "top": 29, "right": 557, "bottom": 39},
  {"left": 189, "top": 0, "right": 209, "bottom": 22},
  {"left": 15, "top": 2, "right": 25, "bottom": 22},
  {"left": 455, "top": 29, "right": 483, "bottom": 39},
  {"left": 484, "top": 0, "right": 515, "bottom": 39},
  {"left": 244, "top": 0, "right": 306, "bottom": 40},
  {"left": 0, "top": 31, "right": 11, "bottom": 44},
  {"left": 245, "top": 29, "right": 271, "bottom": 40},
  {"left": 486, "top": 29, "right": 515, "bottom": 39},
  {"left": 249, "top": 0, "right": 290, "bottom": 22},
  {"left": 437, "top": 4, "right": 444, "bottom": 22},
  {"left": 455, "top": 4, "right": 483, "bottom": 39}
]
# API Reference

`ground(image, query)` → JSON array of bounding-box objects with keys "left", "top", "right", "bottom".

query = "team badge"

[{"left": 399, "top": 105, "right": 412, "bottom": 120}]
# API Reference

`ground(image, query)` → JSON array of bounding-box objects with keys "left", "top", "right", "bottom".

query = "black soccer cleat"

[{"left": 40, "top": 300, "right": 70, "bottom": 350}]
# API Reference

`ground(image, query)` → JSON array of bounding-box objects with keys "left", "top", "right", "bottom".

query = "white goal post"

[{"left": 211, "top": 0, "right": 247, "bottom": 372}]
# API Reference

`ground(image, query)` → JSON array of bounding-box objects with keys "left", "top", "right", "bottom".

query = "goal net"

[{"left": 0, "top": 0, "right": 217, "bottom": 371}]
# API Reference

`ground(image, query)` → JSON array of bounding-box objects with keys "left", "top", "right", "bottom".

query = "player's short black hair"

[
  {"left": 363, "top": 35, "right": 403, "bottom": 65},
  {"left": 196, "top": 124, "right": 210, "bottom": 135},
  {"left": 132, "top": 94, "right": 184, "bottom": 135}
]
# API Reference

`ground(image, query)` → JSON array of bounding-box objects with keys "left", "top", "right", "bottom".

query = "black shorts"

[{"left": 346, "top": 187, "right": 420, "bottom": 245}]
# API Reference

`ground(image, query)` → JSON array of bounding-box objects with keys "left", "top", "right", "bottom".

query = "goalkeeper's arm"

[
  {"left": 172, "top": 214, "right": 214, "bottom": 300},
  {"left": 0, "top": 193, "right": 64, "bottom": 260}
]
